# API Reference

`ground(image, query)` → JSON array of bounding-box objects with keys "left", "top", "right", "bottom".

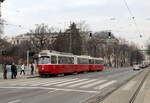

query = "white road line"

[
  {"left": 30, "top": 79, "right": 64, "bottom": 86},
  {"left": 19, "top": 78, "right": 64, "bottom": 86},
  {"left": 48, "top": 90, "right": 57, "bottom": 93},
  {"left": 14, "top": 80, "right": 44, "bottom": 86},
  {"left": 122, "top": 81, "right": 137, "bottom": 91},
  {"left": 8, "top": 99, "right": 21, "bottom": 103},
  {"left": 0, "top": 87, "right": 98, "bottom": 93},
  {"left": 94, "top": 80, "right": 117, "bottom": 90},
  {"left": 141, "top": 81, "right": 146, "bottom": 90},
  {"left": 18, "top": 78, "right": 58, "bottom": 86},
  {"left": 0, "top": 78, "right": 33, "bottom": 84},
  {"left": 80, "top": 80, "right": 106, "bottom": 88},
  {"left": 43, "top": 78, "right": 79, "bottom": 86},
  {"left": 67, "top": 79, "right": 98, "bottom": 88},
  {"left": 10, "top": 79, "right": 40, "bottom": 86},
  {"left": 55, "top": 79, "right": 88, "bottom": 87}
]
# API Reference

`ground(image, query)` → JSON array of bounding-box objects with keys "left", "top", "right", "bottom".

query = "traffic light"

[
  {"left": 0, "top": 0, "right": 5, "bottom": 2},
  {"left": 29, "top": 51, "right": 35, "bottom": 56},
  {"left": 108, "top": 32, "right": 112, "bottom": 39},
  {"left": 89, "top": 33, "right": 92, "bottom": 37},
  {"left": 1, "top": 50, "right": 6, "bottom": 56}
]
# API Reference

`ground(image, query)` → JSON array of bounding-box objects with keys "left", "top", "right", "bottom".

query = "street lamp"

[
  {"left": 0, "top": 0, "right": 5, "bottom": 2},
  {"left": 0, "top": 0, "right": 5, "bottom": 37}
]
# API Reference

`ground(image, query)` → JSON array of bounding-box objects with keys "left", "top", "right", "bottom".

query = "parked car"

[
  {"left": 139, "top": 64, "right": 146, "bottom": 69},
  {"left": 133, "top": 64, "right": 140, "bottom": 70}
]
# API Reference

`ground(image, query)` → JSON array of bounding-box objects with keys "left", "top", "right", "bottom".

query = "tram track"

[
  {"left": 82, "top": 70, "right": 144, "bottom": 103},
  {"left": 129, "top": 69, "right": 150, "bottom": 103}
]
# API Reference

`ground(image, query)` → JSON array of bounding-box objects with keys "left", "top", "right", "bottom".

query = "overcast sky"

[{"left": 1, "top": 0, "right": 150, "bottom": 48}]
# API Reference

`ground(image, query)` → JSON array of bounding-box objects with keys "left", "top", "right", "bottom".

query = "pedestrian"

[
  {"left": 11, "top": 63, "right": 17, "bottom": 79},
  {"left": 20, "top": 63, "right": 25, "bottom": 75},
  {"left": 3, "top": 64, "right": 7, "bottom": 79},
  {"left": 31, "top": 63, "right": 34, "bottom": 75}
]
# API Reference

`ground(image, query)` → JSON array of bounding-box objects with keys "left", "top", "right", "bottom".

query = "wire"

[
  {"left": 123, "top": 0, "right": 134, "bottom": 17},
  {"left": 123, "top": 0, "right": 143, "bottom": 38}
]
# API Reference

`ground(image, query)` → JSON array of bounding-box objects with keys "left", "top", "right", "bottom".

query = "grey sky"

[{"left": 1, "top": 0, "right": 150, "bottom": 47}]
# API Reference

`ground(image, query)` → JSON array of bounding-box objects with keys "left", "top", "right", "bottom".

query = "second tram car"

[{"left": 38, "top": 50, "right": 104, "bottom": 76}]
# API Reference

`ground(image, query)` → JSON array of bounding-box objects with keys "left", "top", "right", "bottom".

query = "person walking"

[
  {"left": 31, "top": 63, "right": 34, "bottom": 75},
  {"left": 11, "top": 63, "right": 17, "bottom": 79},
  {"left": 20, "top": 63, "right": 25, "bottom": 75},
  {"left": 3, "top": 64, "right": 7, "bottom": 79}
]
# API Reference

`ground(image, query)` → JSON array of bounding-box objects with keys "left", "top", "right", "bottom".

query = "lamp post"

[
  {"left": 0, "top": 0, "right": 5, "bottom": 22},
  {"left": 0, "top": 0, "right": 5, "bottom": 37},
  {"left": 27, "top": 50, "right": 29, "bottom": 74}
]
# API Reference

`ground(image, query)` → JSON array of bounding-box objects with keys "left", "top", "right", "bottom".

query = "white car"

[{"left": 133, "top": 65, "right": 140, "bottom": 70}]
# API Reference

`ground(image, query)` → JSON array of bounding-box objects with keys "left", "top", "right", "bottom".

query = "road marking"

[
  {"left": 94, "top": 80, "right": 117, "bottom": 90},
  {"left": 80, "top": 80, "right": 106, "bottom": 88},
  {"left": 141, "top": 81, "right": 146, "bottom": 90},
  {"left": 14, "top": 80, "right": 42, "bottom": 86},
  {"left": 0, "top": 87, "right": 98, "bottom": 93},
  {"left": 10, "top": 79, "right": 40, "bottom": 86},
  {"left": 43, "top": 78, "right": 79, "bottom": 86},
  {"left": 67, "top": 79, "right": 98, "bottom": 87},
  {"left": 8, "top": 99, "right": 21, "bottom": 103},
  {"left": 30, "top": 79, "right": 63, "bottom": 86},
  {"left": 122, "top": 81, "right": 137, "bottom": 91},
  {"left": 56, "top": 79, "right": 88, "bottom": 87},
  {"left": 48, "top": 90, "right": 57, "bottom": 93},
  {"left": 14, "top": 78, "right": 61, "bottom": 86}
]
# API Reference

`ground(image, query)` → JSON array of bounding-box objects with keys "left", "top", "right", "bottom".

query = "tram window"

[
  {"left": 51, "top": 55, "right": 57, "bottom": 64},
  {"left": 38, "top": 56, "right": 50, "bottom": 64},
  {"left": 68, "top": 57, "right": 74, "bottom": 64},
  {"left": 77, "top": 58, "right": 89, "bottom": 64},
  {"left": 89, "top": 59, "right": 94, "bottom": 64},
  {"left": 58, "top": 56, "right": 74, "bottom": 64},
  {"left": 58, "top": 56, "right": 63, "bottom": 64},
  {"left": 95, "top": 60, "right": 101, "bottom": 64},
  {"left": 100, "top": 60, "right": 104, "bottom": 64}
]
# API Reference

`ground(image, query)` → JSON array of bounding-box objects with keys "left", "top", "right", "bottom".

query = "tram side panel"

[
  {"left": 38, "top": 64, "right": 76, "bottom": 75},
  {"left": 38, "top": 65, "right": 51, "bottom": 75},
  {"left": 89, "top": 59, "right": 104, "bottom": 71},
  {"left": 54, "top": 65, "right": 75, "bottom": 74},
  {"left": 74, "top": 64, "right": 89, "bottom": 72},
  {"left": 89, "top": 64, "right": 103, "bottom": 71}
]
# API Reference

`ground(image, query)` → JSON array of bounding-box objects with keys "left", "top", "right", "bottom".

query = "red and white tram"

[{"left": 38, "top": 50, "right": 104, "bottom": 76}]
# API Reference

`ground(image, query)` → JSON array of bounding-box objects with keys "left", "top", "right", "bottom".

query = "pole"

[
  {"left": 69, "top": 32, "right": 72, "bottom": 53},
  {"left": 27, "top": 50, "right": 29, "bottom": 74},
  {"left": 0, "top": 2, "right": 2, "bottom": 37},
  {"left": 0, "top": 2, "right": 1, "bottom": 19}
]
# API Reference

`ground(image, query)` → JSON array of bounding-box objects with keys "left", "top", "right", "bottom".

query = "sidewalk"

[
  {"left": 0, "top": 66, "right": 131, "bottom": 80},
  {"left": 0, "top": 71, "right": 39, "bottom": 80}
]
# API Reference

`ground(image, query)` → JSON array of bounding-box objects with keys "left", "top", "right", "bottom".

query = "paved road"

[
  {"left": 0, "top": 68, "right": 141, "bottom": 103},
  {"left": 101, "top": 68, "right": 150, "bottom": 103}
]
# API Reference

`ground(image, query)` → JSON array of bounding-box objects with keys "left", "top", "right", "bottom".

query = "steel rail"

[{"left": 129, "top": 70, "right": 150, "bottom": 103}]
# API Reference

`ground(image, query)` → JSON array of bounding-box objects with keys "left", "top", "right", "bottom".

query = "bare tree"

[
  {"left": 29, "top": 24, "right": 56, "bottom": 52},
  {"left": 0, "top": 19, "right": 4, "bottom": 38},
  {"left": 147, "top": 45, "right": 150, "bottom": 55}
]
